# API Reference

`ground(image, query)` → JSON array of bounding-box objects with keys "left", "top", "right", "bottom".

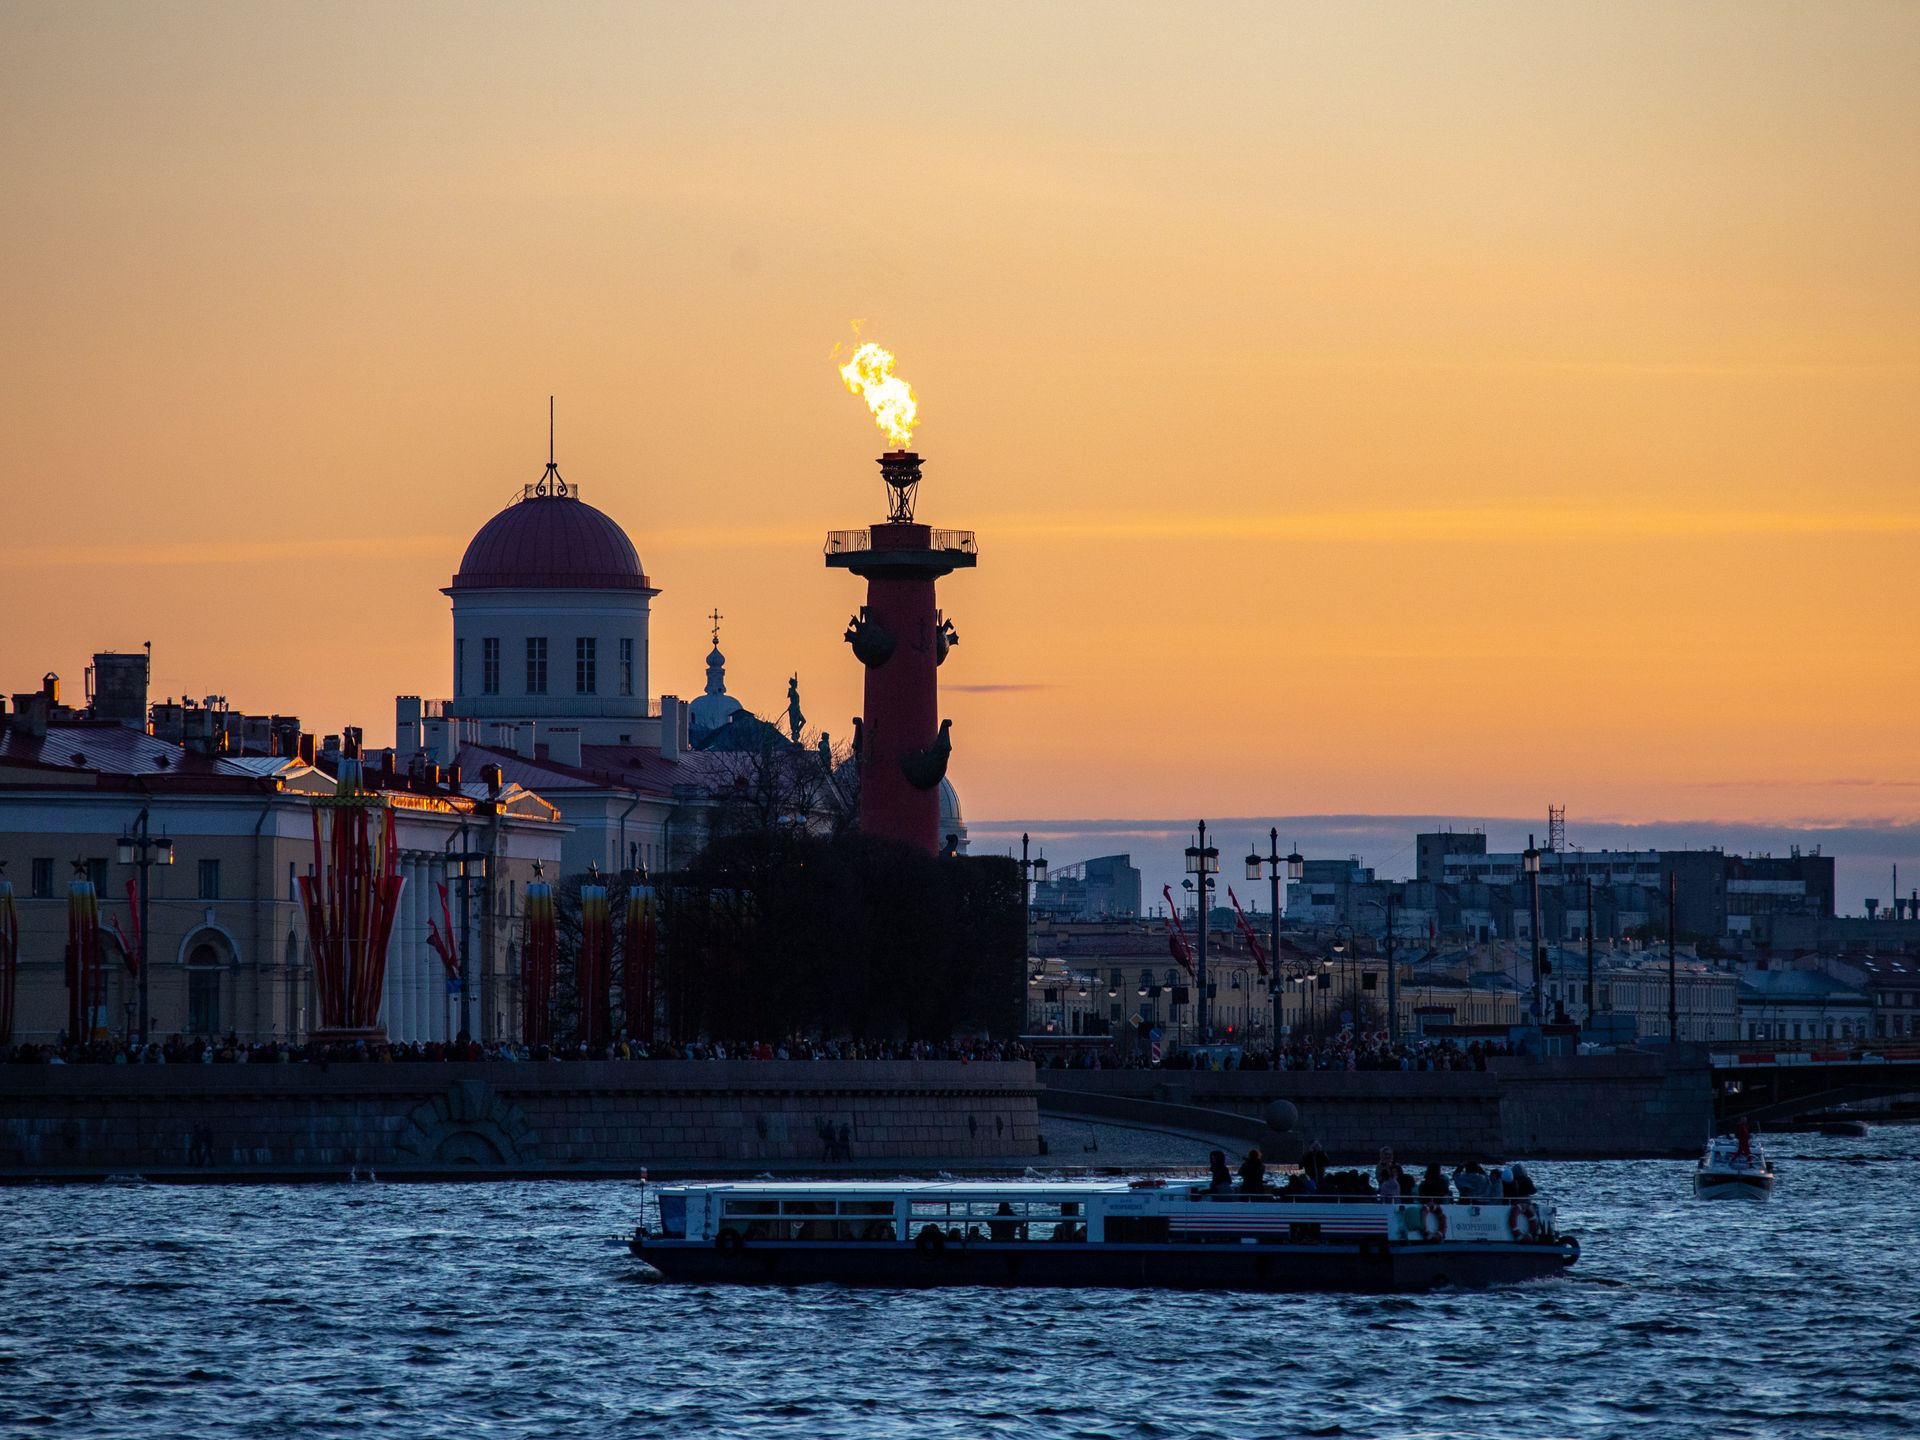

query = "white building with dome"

[
  {"left": 437, "top": 463, "right": 662, "bottom": 751},
  {"left": 394, "top": 440, "right": 936, "bottom": 879}
]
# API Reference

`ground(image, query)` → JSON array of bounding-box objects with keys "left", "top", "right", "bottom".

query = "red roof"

[{"left": 451, "top": 493, "right": 653, "bottom": 592}]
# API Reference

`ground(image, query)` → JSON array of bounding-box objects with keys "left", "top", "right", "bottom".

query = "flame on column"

[{"left": 837, "top": 341, "right": 919, "bottom": 448}]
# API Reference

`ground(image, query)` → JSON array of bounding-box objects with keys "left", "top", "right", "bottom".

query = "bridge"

[{"left": 1710, "top": 1046, "right": 1920, "bottom": 1126}]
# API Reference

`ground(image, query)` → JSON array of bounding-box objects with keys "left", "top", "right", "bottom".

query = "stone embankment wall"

[
  {"left": 0, "top": 1060, "right": 1041, "bottom": 1180},
  {"left": 1040, "top": 1050, "right": 1710, "bottom": 1162}
]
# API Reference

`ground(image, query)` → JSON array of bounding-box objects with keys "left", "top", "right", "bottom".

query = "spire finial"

[
  {"left": 708, "top": 608, "right": 724, "bottom": 647},
  {"left": 531, "top": 396, "right": 569, "bottom": 498}
]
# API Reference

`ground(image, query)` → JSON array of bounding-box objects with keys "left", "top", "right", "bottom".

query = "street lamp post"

[
  {"left": 1184, "top": 822, "right": 1220, "bottom": 1042},
  {"left": 1585, "top": 874, "right": 1597, "bottom": 1035},
  {"left": 1384, "top": 889, "right": 1397, "bottom": 1044},
  {"left": 1667, "top": 869, "right": 1679, "bottom": 1043},
  {"left": 116, "top": 809, "right": 174, "bottom": 1044},
  {"left": 1329, "top": 922, "right": 1354, "bottom": 1037},
  {"left": 444, "top": 821, "right": 490, "bottom": 1042},
  {"left": 1522, "top": 835, "right": 1543, "bottom": 1024},
  {"left": 1016, "top": 833, "right": 1048, "bottom": 1035},
  {"left": 1246, "top": 830, "right": 1304, "bottom": 1054}
]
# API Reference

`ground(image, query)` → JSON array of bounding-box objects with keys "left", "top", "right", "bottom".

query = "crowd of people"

[
  {"left": 4, "top": 1028, "right": 1514, "bottom": 1072},
  {"left": 1035, "top": 1034, "right": 1514, "bottom": 1072},
  {"left": 1205, "top": 1140, "right": 1539, "bottom": 1204},
  {"left": 1, "top": 1034, "right": 1040, "bottom": 1067}
]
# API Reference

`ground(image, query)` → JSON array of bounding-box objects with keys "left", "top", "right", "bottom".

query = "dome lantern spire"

[{"left": 530, "top": 395, "right": 570, "bottom": 499}]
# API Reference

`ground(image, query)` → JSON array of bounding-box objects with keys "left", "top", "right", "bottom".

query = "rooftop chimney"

[
  {"left": 88, "top": 652, "right": 150, "bottom": 728},
  {"left": 659, "top": 696, "right": 682, "bottom": 759}
]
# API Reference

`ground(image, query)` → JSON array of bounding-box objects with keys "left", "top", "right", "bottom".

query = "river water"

[{"left": 4, "top": 1130, "right": 1916, "bottom": 1439}]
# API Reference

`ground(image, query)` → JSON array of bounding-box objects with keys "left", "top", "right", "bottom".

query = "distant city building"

[
  {"left": 1736, "top": 968, "right": 1872, "bottom": 1045},
  {"left": 1291, "top": 825, "right": 1837, "bottom": 948},
  {"left": 1031, "top": 854, "right": 1140, "bottom": 920}
]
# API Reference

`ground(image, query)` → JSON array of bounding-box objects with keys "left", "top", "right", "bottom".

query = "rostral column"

[{"left": 826, "top": 450, "right": 976, "bottom": 853}]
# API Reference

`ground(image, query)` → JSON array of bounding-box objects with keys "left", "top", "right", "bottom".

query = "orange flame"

[{"left": 837, "top": 341, "right": 919, "bottom": 448}]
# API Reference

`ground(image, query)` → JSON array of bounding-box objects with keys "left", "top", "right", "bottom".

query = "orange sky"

[{"left": 3, "top": 2, "right": 1917, "bottom": 829}]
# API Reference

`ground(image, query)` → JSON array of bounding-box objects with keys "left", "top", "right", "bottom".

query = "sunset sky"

[{"left": 4, "top": 3, "right": 1917, "bottom": 889}]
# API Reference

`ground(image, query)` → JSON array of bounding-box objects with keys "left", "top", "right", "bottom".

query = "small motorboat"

[{"left": 1694, "top": 1121, "right": 1774, "bottom": 1201}]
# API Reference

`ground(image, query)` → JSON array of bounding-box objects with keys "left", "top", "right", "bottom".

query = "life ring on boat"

[
  {"left": 915, "top": 1226, "right": 947, "bottom": 1260},
  {"left": 1507, "top": 1202, "right": 1535, "bottom": 1241},
  {"left": 1421, "top": 1202, "right": 1447, "bottom": 1241},
  {"left": 715, "top": 1228, "right": 744, "bottom": 1255}
]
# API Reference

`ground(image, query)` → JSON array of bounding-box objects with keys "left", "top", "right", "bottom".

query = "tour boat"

[
  {"left": 1694, "top": 1129, "right": 1775, "bottom": 1202},
  {"left": 628, "top": 1178, "right": 1579, "bottom": 1292}
]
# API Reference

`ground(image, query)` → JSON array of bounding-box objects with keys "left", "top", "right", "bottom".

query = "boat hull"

[
  {"left": 1694, "top": 1171, "right": 1774, "bottom": 1201},
  {"left": 631, "top": 1237, "right": 1578, "bottom": 1292}
]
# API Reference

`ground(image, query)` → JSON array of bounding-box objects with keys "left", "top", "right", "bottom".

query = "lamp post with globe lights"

[
  {"left": 1246, "top": 831, "right": 1304, "bottom": 1052},
  {"left": 1184, "top": 823, "right": 1220, "bottom": 1041},
  {"left": 116, "top": 809, "right": 173, "bottom": 1044}
]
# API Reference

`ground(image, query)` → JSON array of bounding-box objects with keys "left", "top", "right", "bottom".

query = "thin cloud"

[
  {"left": 16, "top": 535, "right": 453, "bottom": 568},
  {"left": 985, "top": 508, "right": 1920, "bottom": 546},
  {"left": 947, "top": 683, "right": 1055, "bottom": 694}
]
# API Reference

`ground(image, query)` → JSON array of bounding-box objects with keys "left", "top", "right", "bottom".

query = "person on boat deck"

[
  {"left": 1376, "top": 1148, "right": 1401, "bottom": 1203},
  {"left": 1238, "top": 1149, "right": 1267, "bottom": 1192},
  {"left": 1301, "top": 1140, "right": 1329, "bottom": 1186},
  {"left": 1453, "top": 1161, "right": 1491, "bottom": 1199},
  {"left": 1418, "top": 1162, "right": 1451, "bottom": 1200},
  {"left": 1507, "top": 1163, "right": 1537, "bottom": 1198},
  {"left": 989, "top": 1201, "right": 1021, "bottom": 1242},
  {"left": 1207, "top": 1150, "right": 1233, "bottom": 1191}
]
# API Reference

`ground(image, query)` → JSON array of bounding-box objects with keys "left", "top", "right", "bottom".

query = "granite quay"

[
  {"left": 0, "top": 1060, "right": 1042, "bottom": 1181},
  {"left": 1037, "top": 1049, "right": 1712, "bottom": 1162}
]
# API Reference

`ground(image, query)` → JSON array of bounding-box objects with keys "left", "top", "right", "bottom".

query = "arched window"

[{"left": 186, "top": 938, "right": 225, "bottom": 1036}]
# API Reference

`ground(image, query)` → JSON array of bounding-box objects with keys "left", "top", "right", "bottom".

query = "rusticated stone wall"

[
  {"left": 1039, "top": 1049, "right": 1710, "bottom": 1162},
  {"left": 0, "top": 1060, "right": 1041, "bottom": 1180}
]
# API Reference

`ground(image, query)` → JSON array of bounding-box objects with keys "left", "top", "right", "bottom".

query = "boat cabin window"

[
  {"left": 717, "top": 1197, "right": 898, "bottom": 1242},
  {"left": 658, "top": 1195, "right": 687, "bottom": 1238},
  {"left": 907, "top": 1199, "right": 1085, "bottom": 1242}
]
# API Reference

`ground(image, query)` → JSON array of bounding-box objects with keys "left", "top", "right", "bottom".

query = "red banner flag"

[
  {"left": 1226, "top": 886, "right": 1269, "bottom": 977},
  {"left": 1162, "top": 884, "right": 1195, "bottom": 976},
  {"left": 425, "top": 882, "right": 461, "bottom": 980}
]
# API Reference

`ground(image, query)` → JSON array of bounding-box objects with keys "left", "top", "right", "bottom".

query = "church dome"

[
  {"left": 939, "top": 776, "right": 968, "bottom": 855},
  {"left": 452, "top": 492, "right": 652, "bottom": 591}
]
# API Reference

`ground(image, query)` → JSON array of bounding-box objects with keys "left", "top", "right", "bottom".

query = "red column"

[{"left": 859, "top": 525, "right": 942, "bottom": 852}]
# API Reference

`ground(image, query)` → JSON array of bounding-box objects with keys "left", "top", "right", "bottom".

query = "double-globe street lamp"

[
  {"left": 1245, "top": 830, "right": 1304, "bottom": 1051},
  {"left": 115, "top": 809, "right": 174, "bottom": 1044},
  {"left": 1183, "top": 822, "right": 1220, "bottom": 1042}
]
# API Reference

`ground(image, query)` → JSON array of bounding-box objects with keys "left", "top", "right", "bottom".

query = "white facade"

[{"left": 448, "top": 587, "right": 659, "bottom": 746}]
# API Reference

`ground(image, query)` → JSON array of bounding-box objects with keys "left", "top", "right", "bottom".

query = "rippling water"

[{"left": 4, "top": 1131, "right": 1917, "bottom": 1439}]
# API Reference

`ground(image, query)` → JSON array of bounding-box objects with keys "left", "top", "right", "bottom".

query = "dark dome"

[{"left": 452, "top": 493, "right": 652, "bottom": 591}]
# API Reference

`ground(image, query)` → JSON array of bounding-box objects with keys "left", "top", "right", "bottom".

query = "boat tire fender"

[
  {"left": 915, "top": 1227, "right": 946, "bottom": 1261},
  {"left": 715, "top": 1228, "right": 744, "bottom": 1255}
]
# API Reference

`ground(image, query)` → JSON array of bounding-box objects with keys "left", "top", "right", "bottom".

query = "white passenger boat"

[
  {"left": 629, "top": 1177, "right": 1579, "bottom": 1292},
  {"left": 1694, "top": 1126, "right": 1775, "bottom": 1202}
]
